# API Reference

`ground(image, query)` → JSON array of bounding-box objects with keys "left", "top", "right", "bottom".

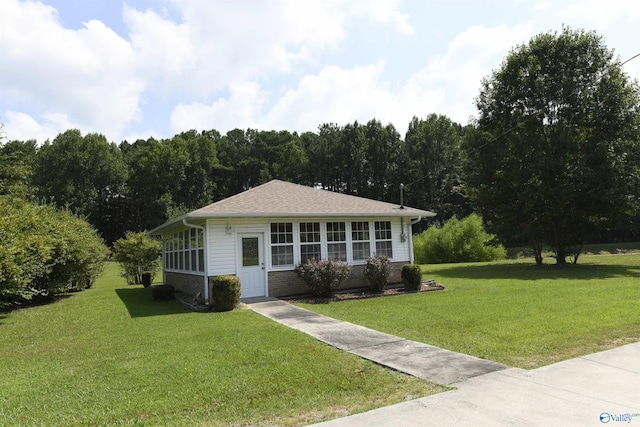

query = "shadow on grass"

[
  {"left": 426, "top": 262, "right": 640, "bottom": 281},
  {"left": 116, "top": 287, "right": 191, "bottom": 318}
]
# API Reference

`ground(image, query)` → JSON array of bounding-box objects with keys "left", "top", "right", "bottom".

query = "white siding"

[
  {"left": 206, "top": 218, "right": 269, "bottom": 276},
  {"left": 393, "top": 217, "right": 413, "bottom": 262},
  {"left": 205, "top": 216, "right": 416, "bottom": 277}
]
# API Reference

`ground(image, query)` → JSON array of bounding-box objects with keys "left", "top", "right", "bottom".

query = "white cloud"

[
  {"left": 7, "top": 0, "right": 634, "bottom": 145},
  {"left": 3, "top": 111, "right": 71, "bottom": 143},
  {"left": 249, "top": 23, "right": 536, "bottom": 136},
  {"left": 123, "top": 0, "right": 414, "bottom": 97},
  {"left": 348, "top": 0, "right": 414, "bottom": 35},
  {"left": 556, "top": 0, "right": 640, "bottom": 30},
  {"left": 263, "top": 62, "right": 403, "bottom": 132},
  {"left": 404, "top": 24, "right": 534, "bottom": 124},
  {"left": 123, "top": 5, "right": 195, "bottom": 78},
  {"left": 170, "top": 82, "right": 266, "bottom": 133},
  {"left": 0, "top": 0, "right": 419, "bottom": 142},
  {"left": 0, "top": 0, "right": 144, "bottom": 142}
]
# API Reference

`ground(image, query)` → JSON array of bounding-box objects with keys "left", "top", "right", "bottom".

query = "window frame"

[
  {"left": 351, "top": 221, "right": 371, "bottom": 262},
  {"left": 299, "top": 222, "right": 322, "bottom": 262},
  {"left": 270, "top": 222, "right": 294, "bottom": 267},
  {"left": 326, "top": 221, "right": 347, "bottom": 261},
  {"left": 374, "top": 220, "right": 393, "bottom": 259}
]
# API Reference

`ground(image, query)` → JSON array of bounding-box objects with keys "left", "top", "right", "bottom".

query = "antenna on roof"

[{"left": 399, "top": 183, "right": 405, "bottom": 209}]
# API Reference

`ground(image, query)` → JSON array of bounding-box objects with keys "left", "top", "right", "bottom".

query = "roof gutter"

[{"left": 147, "top": 214, "right": 189, "bottom": 236}]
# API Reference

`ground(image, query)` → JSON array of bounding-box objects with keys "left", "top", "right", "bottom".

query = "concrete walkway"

[
  {"left": 246, "top": 298, "right": 506, "bottom": 386},
  {"left": 246, "top": 298, "right": 640, "bottom": 426},
  {"left": 314, "top": 342, "right": 640, "bottom": 426}
]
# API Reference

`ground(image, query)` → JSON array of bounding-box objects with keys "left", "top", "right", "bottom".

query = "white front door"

[{"left": 238, "top": 233, "right": 266, "bottom": 298}]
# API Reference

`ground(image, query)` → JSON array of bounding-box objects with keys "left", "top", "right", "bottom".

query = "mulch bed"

[{"left": 282, "top": 283, "right": 445, "bottom": 304}]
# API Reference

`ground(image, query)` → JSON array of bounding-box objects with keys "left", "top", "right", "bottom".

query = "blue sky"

[{"left": 1, "top": 0, "right": 638, "bottom": 144}]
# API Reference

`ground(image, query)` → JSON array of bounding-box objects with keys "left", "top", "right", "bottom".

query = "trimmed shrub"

[
  {"left": 0, "top": 196, "right": 109, "bottom": 303},
  {"left": 211, "top": 275, "right": 241, "bottom": 312},
  {"left": 113, "top": 231, "right": 162, "bottom": 285},
  {"left": 402, "top": 264, "right": 423, "bottom": 292},
  {"left": 151, "top": 284, "right": 175, "bottom": 301},
  {"left": 413, "top": 214, "right": 506, "bottom": 264},
  {"left": 295, "top": 259, "right": 351, "bottom": 297},
  {"left": 363, "top": 255, "right": 391, "bottom": 293}
]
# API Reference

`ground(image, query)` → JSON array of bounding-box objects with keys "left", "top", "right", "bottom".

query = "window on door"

[{"left": 242, "top": 237, "right": 260, "bottom": 266}]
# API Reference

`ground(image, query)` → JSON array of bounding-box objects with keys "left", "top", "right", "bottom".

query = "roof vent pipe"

[{"left": 399, "top": 183, "right": 405, "bottom": 209}]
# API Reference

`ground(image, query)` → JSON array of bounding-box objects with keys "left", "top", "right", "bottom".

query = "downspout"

[
  {"left": 161, "top": 236, "right": 166, "bottom": 285},
  {"left": 182, "top": 218, "right": 209, "bottom": 302}
]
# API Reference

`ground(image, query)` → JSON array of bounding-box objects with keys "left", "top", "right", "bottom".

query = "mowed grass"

[
  {"left": 0, "top": 263, "right": 444, "bottom": 427},
  {"left": 297, "top": 253, "right": 640, "bottom": 368}
]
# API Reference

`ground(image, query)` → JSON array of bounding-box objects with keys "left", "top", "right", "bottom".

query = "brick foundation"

[
  {"left": 166, "top": 262, "right": 407, "bottom": 299},
  {"left": 267, "top": 262, "right": 405, "bottom": 297},
  {"left": 165, "top": 272, "right": 206, "bottom": 297}
]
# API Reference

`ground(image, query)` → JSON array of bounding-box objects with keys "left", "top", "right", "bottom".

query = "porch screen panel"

[{"left": 165, "top": 229, "right": 204, "bottom": 273}]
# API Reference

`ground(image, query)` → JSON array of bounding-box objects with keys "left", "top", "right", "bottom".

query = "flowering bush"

[
  {"left": 295, "top": 259, "right": 351, "bottom": 297},
  {"left": 363, "top": 255, "right": 391, "bottom": 293}
]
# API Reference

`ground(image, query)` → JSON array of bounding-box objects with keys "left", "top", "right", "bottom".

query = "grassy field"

[
  {"left": 0, "top": 263, "right": 444, "bottom": 427},
  {"left": 505, "top": 241, "right": 640, "bottom": 259},
  {"left": 297, "top": 253, "right": 640, "bottom": 368}
]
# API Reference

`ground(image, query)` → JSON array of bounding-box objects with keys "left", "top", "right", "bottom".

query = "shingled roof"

[
  {"left": 149, "top": 180, "right": 435, "bottom": 234},
  {"left": 189, "top": 180, "right": 435, "bottom": 218}
]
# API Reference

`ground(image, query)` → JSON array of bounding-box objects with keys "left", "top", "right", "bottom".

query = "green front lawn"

[
  {"left": 297, "top": 253, "right": 640, "bottom": 368},
  {"left": 0, "top": 263, "right": 444, "bottom": 427}
]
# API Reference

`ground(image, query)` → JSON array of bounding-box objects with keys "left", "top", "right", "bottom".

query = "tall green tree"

[
  {"left": 169, "top": 129, "right": 221, "bottom": 210},
  {"left": 362, "top": 119, "right": 402, "bottom": 201},
  {"left": 305, "top": 123, "right": 343, "bottom": 191},
  {"left": 465, "top": 27, "right": 640, "bottom": 264},
  {"left": 403, "top": 114, "right": 467, "bottom": 222},
  {"left": 273, "top": 137, "right": 311, "bottom": 185},
  {"left": 34, "top": 130, "right": 128, "bottom": 244},
  {"left": 0, "top": 139, "right": 37, "bottom": 198},
  {"left": 124, "top": 137, "right": 185, "bottom": 231}
]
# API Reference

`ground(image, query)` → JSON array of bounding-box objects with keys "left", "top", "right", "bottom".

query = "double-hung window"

[
  {"left": 326, "top": 222, "right": 347, "bottom": 261},
  {"left": 300, "top": 222, "right": 321, "bottom": 261},
  {"left": 351, "top": 221, "right": 371, "bottom": 261},
  {"left": 271, "top": 223, "right": 294, "bottom": 266},
  {"left": 374, "top": 221, "right": 393, "bottom": 258}
]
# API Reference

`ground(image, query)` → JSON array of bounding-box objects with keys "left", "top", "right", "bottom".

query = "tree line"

[
  {"left": 0, "top": 115, "right": 471, "bottom": 245},
  {"left": 1, "top": 27, "right": 639, "bottom": 266}
]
